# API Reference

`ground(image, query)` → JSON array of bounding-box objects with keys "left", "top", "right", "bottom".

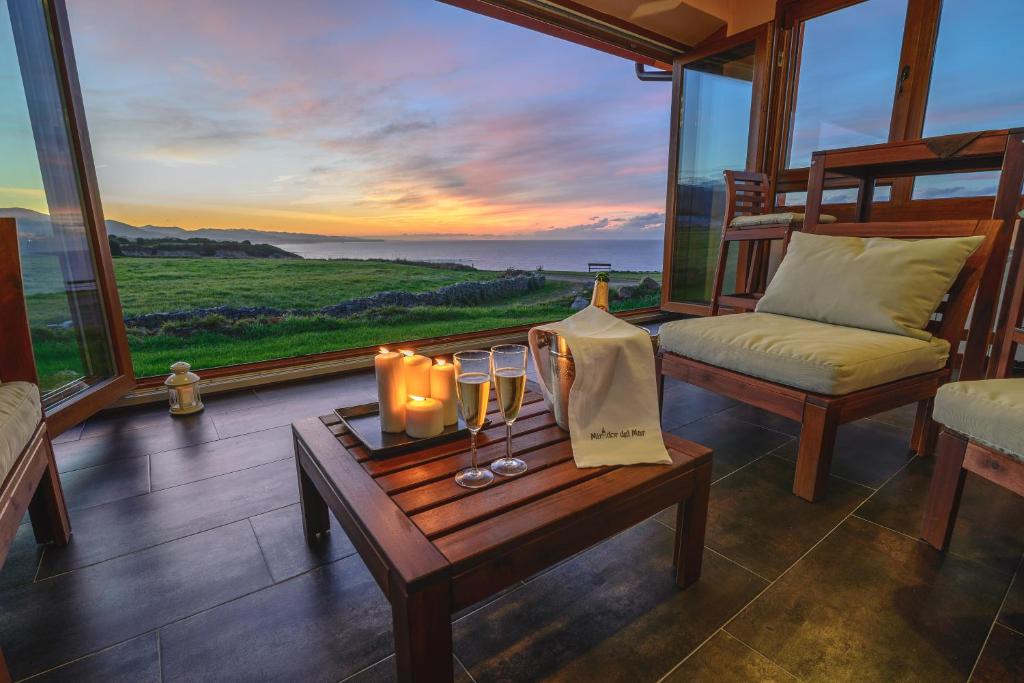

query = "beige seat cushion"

[
  {"left": 729, "top": 212, "right": 837, "bottom": 229},
  {"left": 934, "top": 379, "right": 1024, "bottom": 460},
  {"left": 659, "top": 312, "right": 950, "bottom": 396},
  {"left": 0, "top": 382, "right": 42, "bottom": 485},
  {"left": 756, "top": 231, "right": 983, "bottom": 341}
]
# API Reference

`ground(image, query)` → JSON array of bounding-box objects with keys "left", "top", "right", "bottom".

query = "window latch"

[{"left": 898, "top": 65, "right": 911, "bottom": 94}]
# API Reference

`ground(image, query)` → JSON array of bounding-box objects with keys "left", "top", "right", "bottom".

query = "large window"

[
  {"left": 785, "top": 0, "right": 907, "bottom": 168},
  {"left": 64, "top": 0, "right": 671, "bottom": 378},
  {"left": 2, "top": 0, "right": 128, "bottom": 417}
]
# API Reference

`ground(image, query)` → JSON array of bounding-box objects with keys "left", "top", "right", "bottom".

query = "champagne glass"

[
  {"left": 454, "top": 350, "right": 495, "bottom": 489},
  {"left": 490, "top": 344, "right": 528, "bottom": 476}
]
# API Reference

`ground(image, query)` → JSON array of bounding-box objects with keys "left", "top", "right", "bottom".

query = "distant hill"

[
  {"left": 1, "top": 207, "right": 376, "bottom": 247},
  {"left": 108, "top": 235, "right": 302, "bottom": 259}
]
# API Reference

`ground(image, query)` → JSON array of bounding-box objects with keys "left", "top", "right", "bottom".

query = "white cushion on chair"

[
  {"left": 659, "top": 312, "right": 950, "bottom": 396},
  {"left": 729, "top": 212, "right": 837, "bottom": 228},
  {"left": 0, "top": 382, "right": 42, "bottom": 485},
  {"left": 934, "top": 379, "right": 1024, "bottom": 459}
]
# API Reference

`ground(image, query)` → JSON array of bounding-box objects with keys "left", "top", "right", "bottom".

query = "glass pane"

[
  {"left": 670, "top": 42, "right": 755, "bottom": 304},
  {"left": 1, "top": 0, "right": 116, "bottom": 408},
  {"left": 65, "top": 0, "right": 670, "bottom": 378},
  {"left": 923, "top": 0, "right": 1024, "bottom": 138},
  {"left": 786, "top": 0, "right": 907, "bottom": 168},
  {"left": 912, "top": 171, "right": 1000, "bottom": 200},
  {"left": 777, "top": 183, "right": 892, "bottom": 207}
]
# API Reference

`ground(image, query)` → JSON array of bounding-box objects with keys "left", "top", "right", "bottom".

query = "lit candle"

[
  {"left": 430, "top": 358, "right": 458, "bottom": 426},
  {"left": 405, "top": 395, "right": 444, "bottom": 439},
  {"left": 375, "top": 347, "right": 406, "bottom": 433},
  {"left": 401, "top": 350, "right": 431, "bottom": 398}
]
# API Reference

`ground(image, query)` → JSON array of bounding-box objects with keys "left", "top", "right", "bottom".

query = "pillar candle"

[
  {"left": 401, "top": 350, "right": 431, "bottom": 398},
  {"left": 430, "top": 359, "right": 458, "bottom": 425},
  {"left": 375, "top": 347, "right": 406, "bottom": 433},
  {"left": 405, "top": 395, "right": 444, "bottom": 438}
]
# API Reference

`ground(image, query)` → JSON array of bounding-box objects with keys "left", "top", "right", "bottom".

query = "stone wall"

[{"left": 124, "top": 273, "right": 545, "bottom": 330}]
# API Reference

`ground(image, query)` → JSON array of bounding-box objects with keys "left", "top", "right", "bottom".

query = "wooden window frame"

[{"left": 660, "top": 24, "right": 775, "bottom": 316}]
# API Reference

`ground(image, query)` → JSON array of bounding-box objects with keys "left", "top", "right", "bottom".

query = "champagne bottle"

[{"left": 591, "top": 271, "right": 610, "bottom": 311}]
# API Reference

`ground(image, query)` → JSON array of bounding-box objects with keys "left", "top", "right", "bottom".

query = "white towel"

[{"left": 529, "top": 306, "right": 671, "bottom": 468}]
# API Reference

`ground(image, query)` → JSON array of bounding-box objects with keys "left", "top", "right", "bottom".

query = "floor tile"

[
  {"left": 0, "top": 520, "right": 43, "bottom": 592},
  {"left": 160, "top": 556, "right": 392, "bottom": 683},
  {"left": 868, "top": 402, "right": 918, "bottom": 433},
  {"left": 249, "top": 503, "right": 356, "bottom": 582},
  {"left": 79, "top": 403, "right": 204, "bottom": 441},
  {"left": 198, "top": 388, "right": 265, "bottom": 414},
  {"left": 54, "top": 414, "right": 219, "bottom": 473},
  {"left": 150, "top": 425, "right": 293, "bottom": 490},
  {"left": 668, "top": 455, "right": 870, "bottom": 580},
  {"left": 26, "top": 632, "right": 160, "bottom": 683},
  {"left": 773, "top": 417, "right": 914, "bottom": 489},
  {"left": 971, "top": 624, "right": 1024, "bottom": 683},
  {"left": 719, "top": 404, "right": 799, "bottom": 437},
  {"left": 0, "top": 521, "right": 270, "bottom": 681},
  {"left": 662, "top": 631, "right": 796, "bottom": 682},
  {"left": 253, "top": 371, "right": 376, "bottom": 407},
  {"left": 342, "top": 655, "right": 473, "bottom": 683},
  {"left": 210, "top": 396, "right": 344, "bottom": 439},
  {"left": 58, "top": 456, "right": 150, "bottom": 512},
  {"left": 661, "top": 382, "right": 738, "bottom": 431},
  {"left": 857, "top": 456, "right": 1024, "bottom": 576},
  {"left": 727, "top": 516, "right": 1010, "bottom": 682},
  {"left": 454, "top": 519, "right": 766, "bottom": 683},
  {"left": 52, "top": 421, "right": 85, "bottom": 444},
  {"left": 997, "top": 565, "right": 1024, "bottom": 633},
  {"left": 668, "top": 412, "right": 793, "bottom": 482},
  {"left": 38, "top": 458, "right": 297, "bottom": 578}
]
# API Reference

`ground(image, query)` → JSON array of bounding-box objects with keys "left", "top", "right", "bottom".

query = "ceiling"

[{"left": 570, "top": 0, "right": 776, "bottom": 46}]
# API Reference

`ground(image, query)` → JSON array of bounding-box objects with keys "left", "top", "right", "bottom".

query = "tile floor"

[{"left": 3, "top": 370, "right": 1024, "bottom": 682}]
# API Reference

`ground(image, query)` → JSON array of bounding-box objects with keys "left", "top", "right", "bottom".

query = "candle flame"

[
  {"left": 379, "top": 346, "right": 389, "bottom": 353},
  {"left": 400, "top": 349, "right": 414, "bottom": 357},
  {"left": 409, "top": 394, "right": 426, "bottom": 401},
  {"left": 435, "top": 359, "right": 446, "bottom": 366}
]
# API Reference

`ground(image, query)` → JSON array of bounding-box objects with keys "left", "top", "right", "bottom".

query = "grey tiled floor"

[{"left": 2, "top": 371, "right": 1024, "bottom": 682}]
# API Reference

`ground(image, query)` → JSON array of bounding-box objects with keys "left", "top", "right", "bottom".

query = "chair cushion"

[
  {"left": 933, "top": 379, "right": 1024, "bottom": 460},
  {"left": 659, "top": 312, "right": 950, "bottom": 396},
  {"left": 729, "top": 212, "right": 837, "bottom": 228},
  {"left": 755, "top": 231, "right": 983, "bottom": 341},
  {"left": 0, "top": 382, "right": 42, "bottom": 485}
]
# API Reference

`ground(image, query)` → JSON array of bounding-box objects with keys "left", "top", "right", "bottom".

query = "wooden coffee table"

[{"left": 292, "top": 391, "right": 712, "bottom": 682}]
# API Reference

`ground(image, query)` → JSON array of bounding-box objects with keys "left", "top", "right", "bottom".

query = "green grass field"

[{"left": 26, "top": 256, "right": 659, "bottom": 382}]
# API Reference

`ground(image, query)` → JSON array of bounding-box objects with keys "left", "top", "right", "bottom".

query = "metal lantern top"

[{"left": 164, "top": 361, "right": 200, "bottom": 387}]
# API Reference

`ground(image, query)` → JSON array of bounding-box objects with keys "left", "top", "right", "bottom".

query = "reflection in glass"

[
  {"left": 786, "top": 0, "right": 907, "bottom": 168},
  {"left": 1, "top": 0, "right": 117, "bottom": 408},
  {"left": 923, "top": 0, "right": 1024, "bottom": 138},
  {"left": 670, "top": 43, "right": 755, "bottom": 304}
]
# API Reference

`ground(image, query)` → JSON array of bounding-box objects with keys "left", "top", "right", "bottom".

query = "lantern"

[{"left": 164, "top": 361, "right": 204, "bottom": 415}]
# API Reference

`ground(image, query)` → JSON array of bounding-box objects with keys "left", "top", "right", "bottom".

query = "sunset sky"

[{"left": 57, "top": 0, "right": 672, "bottom": 239}]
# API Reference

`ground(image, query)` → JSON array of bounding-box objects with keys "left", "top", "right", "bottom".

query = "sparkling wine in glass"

[
  {"left": 454, "top": 350, "right": 495, "bottom": 489},
  {"left": 490, "top": 344, "right": 528, "bottom": 476}
]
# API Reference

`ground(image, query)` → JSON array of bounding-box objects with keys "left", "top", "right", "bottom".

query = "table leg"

[
  {"left": 295, "top": 443, "right": 329, "bottom": 543},
  {"left": 391, "top": 579, "right": 454, "bottom": 682},
  {"left": 674, "top": 462, "right": 711, "bottom": 588}
]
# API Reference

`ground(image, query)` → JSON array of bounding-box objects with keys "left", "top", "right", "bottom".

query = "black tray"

[{"left": 335, "top": 402, "right": 489, "bottom": 458}]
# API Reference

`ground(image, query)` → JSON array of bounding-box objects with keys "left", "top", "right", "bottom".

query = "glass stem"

[
  {"left": 470, "top": 429, "right": 479, "bottom": 470},
  {"left": 505, "top": 422, "right": 513, "bottom": 461}
]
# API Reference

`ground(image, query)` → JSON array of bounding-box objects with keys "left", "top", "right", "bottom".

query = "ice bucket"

[{"left": 528, "top": 326, "right": 659, "bottom": 432}]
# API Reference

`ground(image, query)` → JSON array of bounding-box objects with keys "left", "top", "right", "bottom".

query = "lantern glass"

[{"left": 165, "top": 361, "right": 204, "bottom": 415}]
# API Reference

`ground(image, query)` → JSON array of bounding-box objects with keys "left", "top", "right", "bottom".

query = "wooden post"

[
  {"left": 295, "top": 440, "right": 330, "bottom": 543},
  {"left": 793, "top": 400, "right": 839, "bottom": 502},
  {"left": 390, "top": 578, "right": 454, "bottom": 683},
  {"left": 921, "top": 429, "right": 969, "bottom": 551}
]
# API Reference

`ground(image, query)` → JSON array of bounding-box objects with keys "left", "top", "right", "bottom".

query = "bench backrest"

[{"left": 805, "top": 219, "right": 1008, "bottom": 374}]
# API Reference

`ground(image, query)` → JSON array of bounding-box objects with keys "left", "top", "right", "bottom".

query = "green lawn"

[{"left": 27, "top": 256, "right": 659, "bottom": 381}]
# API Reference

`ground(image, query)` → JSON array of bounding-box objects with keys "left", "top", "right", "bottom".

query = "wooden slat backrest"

[
  {"left": 805, "top": 219, "right": 1008, "bottom": 372},
  {"left": 0, "top": 218, "right": 39, "bottom": 385},
  {"left": 723, "top": 170, "right": 772, "bottom": 224}
]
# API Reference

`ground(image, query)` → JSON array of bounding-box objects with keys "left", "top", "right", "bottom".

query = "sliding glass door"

[
  {"left": 2, "top": 0, "right": 133, "bottom": 434},
  {"left": 662, "top": 28, "right": 769, "bottom": 313}
]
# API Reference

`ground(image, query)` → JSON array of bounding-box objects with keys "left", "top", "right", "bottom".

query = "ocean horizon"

[{"left": 270, "top": 238, "right": 664, "bottom": 273}]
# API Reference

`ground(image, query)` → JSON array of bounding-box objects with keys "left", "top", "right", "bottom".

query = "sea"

[{"left": 270, "top": 239, "right": 663, "bottom": 273}]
